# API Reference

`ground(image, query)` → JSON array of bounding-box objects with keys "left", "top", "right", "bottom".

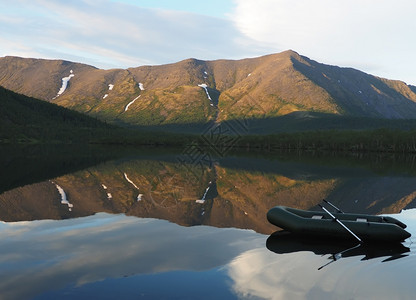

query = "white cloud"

[
  {"left": 0, "top": 0, "right": 263, "bottom": 69},
  {"left": 231, "top": 0, "right": 416, "bottom": 84},
  {"left": 1, "top": 0, "right": 415, "bottom": 84}
]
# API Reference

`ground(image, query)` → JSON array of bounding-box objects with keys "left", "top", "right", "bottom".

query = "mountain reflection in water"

[{"left": 1, "top": 149, "right": 416, "bottom": 234}]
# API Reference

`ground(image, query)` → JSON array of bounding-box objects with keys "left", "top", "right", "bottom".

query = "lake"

[{"left": 1, "top": 145, "right": 416, "bottom": 299}]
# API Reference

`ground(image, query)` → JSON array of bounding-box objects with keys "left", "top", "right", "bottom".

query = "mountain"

[
  {"left": 0, "top": 85, "right": 112, "bottom": 142},
  {"left": 2, "top": 50, "right": 416, "bottom": 133}
]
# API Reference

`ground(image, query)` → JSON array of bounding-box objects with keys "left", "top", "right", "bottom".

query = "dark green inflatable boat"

[{"left": 267, "top": 206, "right": 411, "bottom": 242}]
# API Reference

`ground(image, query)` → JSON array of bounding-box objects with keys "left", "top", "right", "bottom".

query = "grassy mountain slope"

[
  {"left": 0, "top": 56, "right": 96, "bottom": 100},
  {"left": 208, "top": 51, "right": 339, "bottom": 121},
  {"left": 2, "top": 51, "right": 416, "bottom": 133},
  {"left": 0, "top": 86, "right": 112, "bottom": 142},
  {"left": 0, "top": 56, "right": 216, "bottom": 128}
]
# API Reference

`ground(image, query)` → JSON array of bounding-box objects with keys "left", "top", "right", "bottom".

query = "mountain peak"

[{"left": 280, "top": 49, "right": 301, "bottom": 57}]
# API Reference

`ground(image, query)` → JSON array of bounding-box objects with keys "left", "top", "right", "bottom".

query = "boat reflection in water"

[{"left": 266, "top": 230, "right": 410, "bottom": 270}]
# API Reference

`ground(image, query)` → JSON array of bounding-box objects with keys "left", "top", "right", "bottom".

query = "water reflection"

[
  {"left": 226, "top": 209, "right": 416, "bottom": 299},
  {"left": 2, "top": 145, "right": 416, "bottom": 298},
  {"left": 227, "top": 244, "right": 416, "bottom": 300},
  {"left": 266, "top": 231, "right": 410, "bottom": 268},
  {"left": 0, "top": 144, "right": 122, "bottom": 195},
  {"left": 2, "top": 149, "right": 416, "bottom": 235},
  {"left": 2, "top": 210, "right": 416, "bottom": 299},
  {"left": 0, "top": 213, "right": 262, "bottom": 299}
]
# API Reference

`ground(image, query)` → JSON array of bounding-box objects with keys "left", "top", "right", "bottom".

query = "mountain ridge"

[{"left": 1, "top": 50, "right": 416, "bottom": 133}]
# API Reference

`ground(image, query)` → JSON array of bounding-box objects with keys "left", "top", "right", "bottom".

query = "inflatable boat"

[{"left": 267, "top": 206, "right": 411, "bottom": 242}]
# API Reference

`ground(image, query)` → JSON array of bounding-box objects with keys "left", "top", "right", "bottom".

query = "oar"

[
  {"left": 323, "top": 199, "right": 344, "bottom": 213},
  {"left": 318, "top": 204, "right": 362, "bottom": 243},
  {"left": 318, "top": 244, "right": 361, "bottom": 270}
]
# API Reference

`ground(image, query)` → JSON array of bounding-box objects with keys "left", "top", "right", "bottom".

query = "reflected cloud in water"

[
  {"left": 1, "top": 209, "right": 416, "bottom": 299},
  {"left": 227, "top": 246, "right": 416, "bottom": 300},
  {"left": 0, "top": 213, "right": 263, "bottom": 299}
]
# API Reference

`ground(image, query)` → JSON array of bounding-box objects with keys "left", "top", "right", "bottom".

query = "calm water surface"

[{"left": 1, "top": 145, "right": 416, "bottom": 299}]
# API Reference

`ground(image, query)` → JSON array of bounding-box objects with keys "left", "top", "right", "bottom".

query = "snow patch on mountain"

[
  {"left": 103, "top": 84, "right": 114, "bottom": 99},
  {"left": 124, "top": 173, "right": 139, "bottom": 189},
  {"left": 51, "top": 181, "right": 73, "bottom": 211},
  {"left": 102, "top": 184, "right": 112, "bottom": 199},
  {"left": 139, "top": 83, "right": 145, "bottom": 91},
  {"left": 124, "top": 95, "right": 141, "bottom": 112},
  {"left": 198, "top": 84, "right": 214, "bottom": 106},
  {"left": 196, "top": 181, "right": 212, "bottom": 204},
  {"left": 53, "top": 70, "right": 74, "bottom": 99},
  {"left": 124, "top": 172, "right": 143, "bottom": 201}
]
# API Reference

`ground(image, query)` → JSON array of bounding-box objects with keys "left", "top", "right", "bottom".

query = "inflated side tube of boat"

[{"left": 267, "top": 206, "right": 411, "bottom": 242}]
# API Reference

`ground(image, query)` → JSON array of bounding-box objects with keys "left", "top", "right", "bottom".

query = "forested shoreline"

[
  {"left": 3, "top": 85, "right": 416, "bottom": 153},
  {"left": 234, "top": 129, "right": 416, "bottom": 153}
]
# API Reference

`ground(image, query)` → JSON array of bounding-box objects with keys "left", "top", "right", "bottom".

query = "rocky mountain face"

[{"left": 1, "top": 50, "right": 416, "bottom": 132}]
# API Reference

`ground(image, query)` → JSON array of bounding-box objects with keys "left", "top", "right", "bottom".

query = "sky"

[{"left": 1, "top": 0, "right": 415, "bottom": 85}]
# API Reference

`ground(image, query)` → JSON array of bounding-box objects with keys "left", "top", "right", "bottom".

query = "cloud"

[
  {"left": 1, "top": 0, "right": 415, "bottom": 84},
  {"left": 231, "top": 0, "right": 416, "bottom": 84},
  {"left": 0, "top": 0, "right": 264, "bottom": 69}
]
